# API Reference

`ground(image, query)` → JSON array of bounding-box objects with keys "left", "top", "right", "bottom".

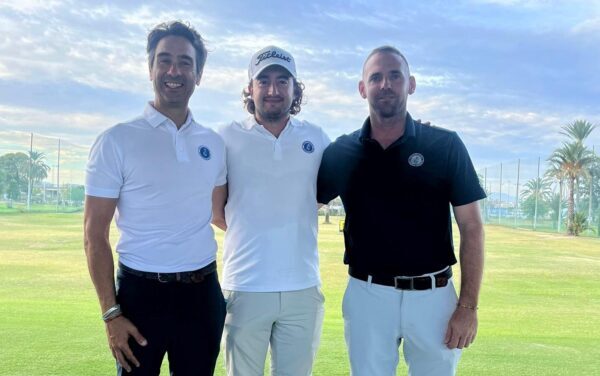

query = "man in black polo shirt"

[{"left": 317, "top": 46, "right": 486, "bottom": 375}]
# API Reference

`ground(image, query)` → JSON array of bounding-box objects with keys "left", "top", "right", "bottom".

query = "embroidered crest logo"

[
  {"left": 302, "top": 141, "right": 315, "bottom": 154},
  {"left": 198, "top": 146, "right": 211, "bottom": 160},
  {"left": 408, "top": 153, "right": 424, "bottom": 167}
]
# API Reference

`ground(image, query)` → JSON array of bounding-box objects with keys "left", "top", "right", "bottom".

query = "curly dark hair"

[
  {"left": 242, "top": 79, "right": 305, "bottom": 116},
  {"left": 147, "top": 20, "right": 207, "bottom": 76}
]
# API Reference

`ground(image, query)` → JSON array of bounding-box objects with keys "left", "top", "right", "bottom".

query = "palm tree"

[
  {"left": 520, "top": 177, "right": 552, "bottom": 220},
  {"left": 549, "top": 142, "right": 595, "bottom": 235},
  {"left": 545, "top": 161, "right": 567, "bottom": 232},
  {"left": 28, "top": 151, "right": 50, "bottom": 184},
  {"left": 560, "top": 120, "right": 595, "bottom": 144}
]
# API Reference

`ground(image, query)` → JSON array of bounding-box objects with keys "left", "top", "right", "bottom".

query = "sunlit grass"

[{"left": 1, "top": 214, "right": 599, "bottom": 375}]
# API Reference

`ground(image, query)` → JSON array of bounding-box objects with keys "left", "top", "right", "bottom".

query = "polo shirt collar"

[
  {"left": 143, "top": 102, "right": 194, "bottom": 130},
  {"left": 241, "top": 115, "right": 300, "bottom": 131},
  {"left": 359, "top": 112, "right": 416, "bottom": 143}
]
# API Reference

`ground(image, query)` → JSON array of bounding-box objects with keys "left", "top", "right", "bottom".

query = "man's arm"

[
  {"left": 211, "top": 184, "right": 228, "bottom": 231},
  {"left": 84, "top": 195, "right": 146, "bottom": 372},
  {"left": 444, "top": 200, "right": 484, "bottom": 349}
]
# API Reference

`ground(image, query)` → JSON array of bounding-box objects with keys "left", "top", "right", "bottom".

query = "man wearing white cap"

[{"left": 212, "top": 46, "right": 329, "bottom": 375}]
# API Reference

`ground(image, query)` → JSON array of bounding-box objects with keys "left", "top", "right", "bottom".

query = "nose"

[
  {"left": 267, "top": 82, "right": 279, "bottom": 95},
  {"left": 167, "top": 62, "right": 180, "bottom": 76},
  {"left": 381, "top": 76, "right": 391, "bottom": 89}
]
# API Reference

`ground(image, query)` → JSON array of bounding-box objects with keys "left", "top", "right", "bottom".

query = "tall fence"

[
  {"left": 1, "top": 130, "right": 599, "bottom": 236},
  {"left": 477, "top": 153, "right": 599, "bottom": 236},
  {"left": 0, "top": 130, "right": 89, "bottom": 212}
]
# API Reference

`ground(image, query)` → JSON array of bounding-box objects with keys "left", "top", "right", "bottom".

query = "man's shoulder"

[
  {"left": 416, "top": 121, "right": 456, "bottom": 137},
  {"left": 292, "top": 118, "right": 322, "bottom": 132},
  {"left": 95, "top": 116, "right": 147, "bottom": 143},
  {"left": 415, "top": 121, "right": 458, "bottom": 145},
  {"left": 330, "top": 129, "right": 361, "bottom": 147}
]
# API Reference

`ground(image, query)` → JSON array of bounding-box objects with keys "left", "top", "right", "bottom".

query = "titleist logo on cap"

[{"left": 255, "top": 50, "right": 292, "bottom": 65}]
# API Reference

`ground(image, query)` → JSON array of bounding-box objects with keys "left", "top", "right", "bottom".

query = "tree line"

[
  {"left": 0, "top": 151, "right": 50, "bottom": 201},
  {"left": 520, "top": 120, "right": 598, "bottom": 236}
]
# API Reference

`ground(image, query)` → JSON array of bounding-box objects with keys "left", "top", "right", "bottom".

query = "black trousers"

[{"left": 115, "top": 267, "right": 226, "bottom": 376}]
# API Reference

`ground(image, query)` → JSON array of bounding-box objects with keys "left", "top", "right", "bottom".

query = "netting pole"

[
  {"left": 499, "top": 163, "right": 503, "bottom": 224},
  {"left": 27, "top": 133, "right": 33, "bottom": 211},
  {"left": 56, "top": 139, "right": 61, "bottom": 212},
  {"left": 533, "top": 156, "right": 540, "bottom": 230},
  {"left": 483, "top": 168, "right": 488, "bottom": 223},
  {"left": 514, "top": 159, "right": 520, "bottom": 227}
]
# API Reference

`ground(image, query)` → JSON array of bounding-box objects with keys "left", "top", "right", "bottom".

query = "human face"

[
  {"left": 359, "top": 52, "right": 416, "bottom": 119},
  {"left": 250, "top": 65, "right": 294, "bottom": 123},
  {"left": 149, "top": 35, "right": 201, "bottom": 112}
]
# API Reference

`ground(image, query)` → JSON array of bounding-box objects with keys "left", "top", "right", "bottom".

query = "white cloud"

[
  {"left": 0, "top": 104, "right": 119, "bottom": 142},
  {"left": 571, "top": 17, "right": 600, "bottom": 35}
]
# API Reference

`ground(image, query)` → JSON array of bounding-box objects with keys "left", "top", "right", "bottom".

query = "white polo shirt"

[
  {"left": 219, "top": 116, "right": 330, "bottom": 292},
  {"left": 85, "top": 103, "right": 226, "bottom": 273}
]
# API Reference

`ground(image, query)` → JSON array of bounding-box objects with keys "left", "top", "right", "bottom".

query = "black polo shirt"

[{"left": 317, "top": 113, "right": 486, "bottom": 276}]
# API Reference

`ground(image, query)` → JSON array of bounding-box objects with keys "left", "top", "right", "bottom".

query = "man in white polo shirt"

[
  {"left": 84, "top": 21, "right": 226, "bottom": 375},
  {"left": 212, "top": 46, "right": 329, "bottom": 375}
]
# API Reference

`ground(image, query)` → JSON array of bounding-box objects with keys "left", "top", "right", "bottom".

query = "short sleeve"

[
  {"left": 317, "top": 143, "right": 339, "bottom": 204},
  {"left": 85, "top": 130, "right": 123, "bottom": 198},
  {"left": 447, "top": 133, "right": 486, "bottom": 206},
  {"left": 215, "top": 141, "right": 227, "bottom": 186}
]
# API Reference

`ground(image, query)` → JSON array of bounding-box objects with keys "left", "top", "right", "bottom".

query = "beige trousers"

[{"left": 222, "top": 287, "right": 325, "bottom": 376}]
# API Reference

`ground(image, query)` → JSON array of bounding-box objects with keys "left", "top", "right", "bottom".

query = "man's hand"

[
  {"left": 444, "top": 306, "right": 478, "bottom": 349},
  {"left": 106, "top": 316, "right": 147, "bottom": 372},
  {"left": 415, "top": 118, "right": 432, "bottom": 126}
]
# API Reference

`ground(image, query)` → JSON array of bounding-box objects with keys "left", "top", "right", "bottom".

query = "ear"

[
  {"left": 358, "top": 80, "right": 367, "bottom": 99},
  {"left": 195, "top": 71, "right": 202, "bottom": 86},
  {"left": 408, "top": 76, "right": 416, "bottom": 95}
]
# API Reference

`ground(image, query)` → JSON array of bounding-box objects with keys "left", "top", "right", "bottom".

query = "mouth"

[
  {"left": 164, "top": 81, "right": 183, "bottom": 89},
  {"left": 264, "top": 97, "right": 283, "bottom": 103}
]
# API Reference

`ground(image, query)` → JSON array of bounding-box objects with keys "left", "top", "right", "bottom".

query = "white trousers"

[
  {"left": 223, "top": 287, "right": 325, "bottom": 376},
  {"left": 343, "top": 273, "right": 461, "bottom": 376}
]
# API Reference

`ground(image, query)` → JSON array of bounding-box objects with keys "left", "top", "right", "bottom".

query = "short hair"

[
  {"left": 242, "top": 79, "right": 305, "bottom": 116},
  {"left": 362, "top": 45, "right": 410, "bottom": 76},
  {"left": 147, "top": 21, "right": 207, "bottom": 76}
]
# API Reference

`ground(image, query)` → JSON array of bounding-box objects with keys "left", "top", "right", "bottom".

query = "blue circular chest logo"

[
  {"left": 198, "top": 146, "right": 211, "bottom": 160},
  {"left": 302, "top": 140, "right": 314, "bottom": 153}
]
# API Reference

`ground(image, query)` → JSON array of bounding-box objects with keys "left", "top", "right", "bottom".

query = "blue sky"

[{"left": 1, "top": 0, "right": 599, "bottom": 176}]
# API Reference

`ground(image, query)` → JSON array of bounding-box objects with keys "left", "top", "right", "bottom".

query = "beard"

[
  {"left": 255, "top": 99, "right": 292, "bottom": 122},
  {"left": 371, "top": 90, "right": 403, "bottom": 119}
]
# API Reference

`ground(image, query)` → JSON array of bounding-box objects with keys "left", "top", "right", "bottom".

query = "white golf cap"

[{"left": 248, "top": 45, "right": 297, "bottom": 80}]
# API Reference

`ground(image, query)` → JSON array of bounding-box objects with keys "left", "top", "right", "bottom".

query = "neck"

[
  {"left": 369, "top": 109, "right": 407, "bottom": 149},
  {"left": 255, "top": 114, "right": 290, "bottom": 138},
  {"left": 153, "top": 101, "right": 189, "bottom": 129}
]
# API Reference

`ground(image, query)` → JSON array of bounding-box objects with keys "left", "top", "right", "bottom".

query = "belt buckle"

[
  {"left": 394, "top": 276, "right": 414, "bottom": 290},
  {"left": 157, "top": 273, "right": 170, "bottom": 283}
]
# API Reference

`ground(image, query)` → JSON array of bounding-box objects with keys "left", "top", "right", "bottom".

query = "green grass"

[{"left": 1, "top": 213, "right": 599, "bottom": 375}]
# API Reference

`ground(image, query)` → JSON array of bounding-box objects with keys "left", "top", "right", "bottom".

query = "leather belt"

[
  {"left": 349, "top": 267, "right": 452, "bottom": 290},
  {"left": 118, "top": 261, "right": 216, "bottom": 283}
]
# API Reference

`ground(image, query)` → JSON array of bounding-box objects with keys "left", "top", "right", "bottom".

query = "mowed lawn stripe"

[{"left": 1, "top": 213, "right": 599, "bottom": 375}]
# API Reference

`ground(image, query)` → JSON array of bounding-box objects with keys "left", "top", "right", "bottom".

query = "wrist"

[
  {"left": 457, "top": 302, "right": 478, "bottom": 311},
  {"left": 102, "top": 304, "right": 123, "bottom": 322}
]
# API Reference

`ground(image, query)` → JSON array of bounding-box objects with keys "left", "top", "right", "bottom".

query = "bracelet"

[
  {"left": 102, "top": 304, "right": 122, "bottom": 322},
  {"left": 457, "top": 303, "right": 478, "bottom": 311}
]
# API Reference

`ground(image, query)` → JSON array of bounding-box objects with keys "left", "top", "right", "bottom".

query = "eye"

[
  {"left": 257, "top": 79, "right": 269, "bottom": 86},
  {"left": 389, "top": 72, "right": 401, "bottom": 80},
  {"left": 277, "top": 78, "right": 289, "bottom": 86},
  {"left": 369, "top": 74, "right": 382, "bottom": 83}
]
